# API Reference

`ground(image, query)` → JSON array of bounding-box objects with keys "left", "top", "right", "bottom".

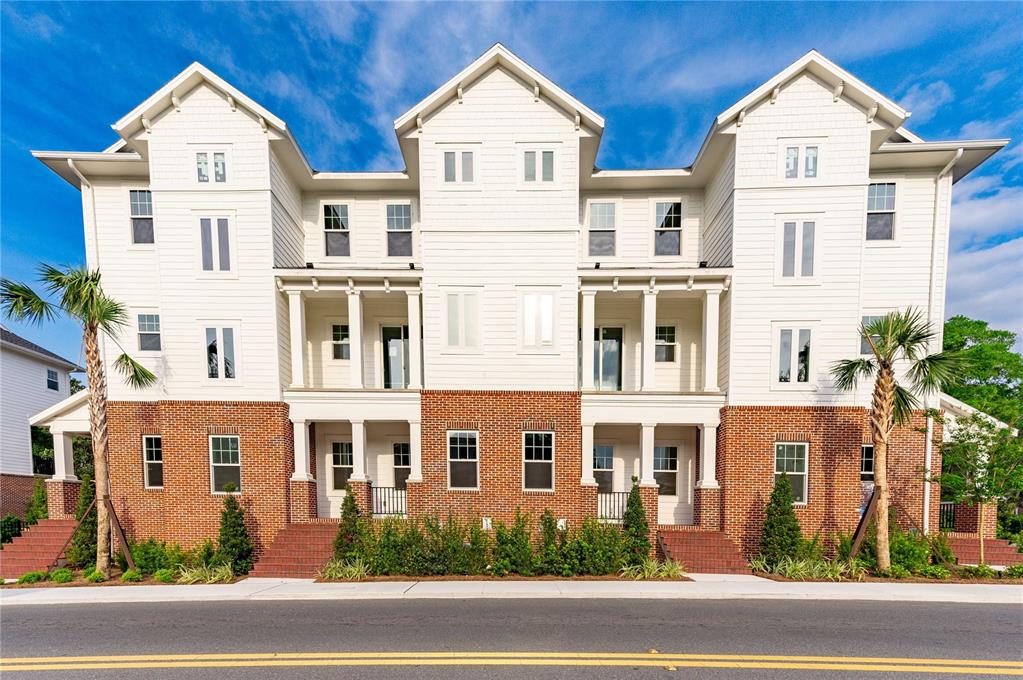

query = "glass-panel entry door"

[
  {"left": 382, "top": 325, "right": 410, "bottom": 389},
  {"left": 594, "top": 327, "right": 623, "bottom": 391}
]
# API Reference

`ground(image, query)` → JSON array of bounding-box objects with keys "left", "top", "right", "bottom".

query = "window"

[
  {"left": 782, "top": 143, "right": 820, "bottom": 179},
  {"left": 205, "top": 326, "right": 237, "bottom": 380},
  {"left": 199, "top": 217, "right": 231, "bottom": 272},
  {"left": 860, "top": 315, "right": 882, "bottom": 355},
  {"left": 137, "top": 314, "right": 161, "bottom": 351},
  {"left": 781, "top": 220, "right": 815, "bottom": 279},
  {"left": 523, "top": 149, "right": 555, "bottom": 183},
  {"left": 593, "top": 444, "right": 613, "bottom": 494},
  {"left": 866, "top": 183, "right": 896, "bottom": 240},
  {"left": 197, "top": 152, "right": 209, "bottom": 183},
  {"left": 655, "top": 326, "right": 676, "bottom": 362},
  {"left": 331, "top": 324, "right": 350, "bottom": 360},
  {"left": 654, "top": 201, "right": 682, "bottom": 256},
  {"left": 523, "top": 432, "right": 554, "bottom": 490},
  {"left": 654, "top": 445, "right": 678, "bottom": 496},
  {"left": 447, "top": 430, "right": 478, "bottom": 489},
  {"left": 323, "top": 204, "right": 350, "bottom": 256},
  {"left": 805, "top": 146, "right": 819, "bottom": 178},
  {"left": 593, "top": 327, "right": 623, "bottom": 391},
  {"left": 210, "top": 435, "right": 240, "bottom": 493},
  {"left": 443, "top": 150, "right": 474, "bottom": 183},
  {"left": 196, "top": 151, "right": 226, "bottom": 183},
  {"left": 330, "top": 441, "right": 353, "bottom": 490},
  {"left": 521, "top": 291, "right": 555, "bottom": 350},
  {"left": 774, "top": 443, "right": 807, "bottom": 503},
  {"left": 143, "top": 435, "right": 163, "bottom": 488},
  {"left": 860, "top": 444, "right": 874, "bottom": 482},
  {"left": 445, "top": 290, "right": 480, "bottom": 351},
  {"left": 386, "top": 203, "right": 412, "bottom": 257},
  {"left": 588, "top": 202, "right": 616, "bottom": 256},
  {"left": 214, "top": 152, "right": 226, "bottom": 183},
  {"left": 46, "top": 369, "right": 59, "bottom": 391},
  {"left": 129, "top": 190, "right": 154, "bottom": 244},
  {"left": 777, "top": 326, "right": 812, "bottom": 384},
  {"left": 393, "top": 443, "right": 411, "bottom": 490}
]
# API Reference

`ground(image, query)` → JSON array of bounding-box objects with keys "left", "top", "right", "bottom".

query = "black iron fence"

[
  {"left": 939, "top": 502, "right": 956, "bottom": 531},
  {"left": 597, "top": 492, "right": 630, "bottom": 522},
  {"left": 372, "top": 486, "right": 407, "bottom": 516}
]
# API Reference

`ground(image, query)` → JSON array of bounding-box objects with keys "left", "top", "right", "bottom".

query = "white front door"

[{"left": 655, "top": 435, "right": 695, "bottom": 525}]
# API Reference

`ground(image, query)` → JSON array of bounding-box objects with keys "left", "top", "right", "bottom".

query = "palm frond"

[
  {"left": 890, "top": 308, "right": 934, "bottom": 362},
  {"left": 94, "top": 297, "right": 129, "bottom": 333},
  {"left": 39, "top": 264, "right": 103, "bottom": 323},
  {"left": 0, "top": 279, "right": 57, "bottom": 323},
  {"left": 892, "top": 384, "right": 920, "bottom": 427},
  {"left": 113, "top": 353, "right": 158, "bottom": 389},
  {"left": 907, "top": 350, "right": 969, "bottom": 395},
  {"left": 829, "top": 357, "right": 876, "bottom": 392}
]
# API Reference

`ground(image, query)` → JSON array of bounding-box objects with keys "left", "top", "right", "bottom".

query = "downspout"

[{"left": 922, "top": 148, "right": 962, "bottom": 534}]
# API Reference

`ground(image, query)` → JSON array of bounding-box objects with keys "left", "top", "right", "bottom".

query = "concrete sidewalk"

[{"left": 2, "top": 575, "right": 1021, "bottom": 606}]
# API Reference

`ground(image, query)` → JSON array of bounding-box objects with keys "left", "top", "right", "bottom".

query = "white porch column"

[
  {"left": 347, "top": 290, "right": 364, "bottom": 388},
  {"left": 52, "top": 432, "right": 77, "bottom": 481},
  {"left": 290, "top": 420, "right": 313, "bottom": 481},
  {"left": 702, "top": 289, "right": 721, "bottom": 392},
  {"left": 350, "top": 419, "right": 367, "bottom": 481},
  {"left": 641, "top": 290, "right": 657, "bottom": 391},
  {"left": 581, "top": 422, "right": 596, "bottom": 485},
  {"left": 640, "top": 423, "right": 656, "bottom": 486},
  {"left": 696, "top": 424, "right": 719, "bottom": 488},
  {"left": 580, "top": 291, "right": 596, "bottom": 390},
  {"left": 287, "top": 291, "right": 305, "bottom": 388},
  {"left": 408, "top": 420, "right": 423, "bottom": 483},
  {"left": 406, "top": 290, "right": 423, "bottom": 389}
]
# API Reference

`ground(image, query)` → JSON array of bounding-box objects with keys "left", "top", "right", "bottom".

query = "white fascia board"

[
  {"left": 940, "top": 393, "right": 1014, "bottom": 432},
  {"left": 29, "top": 389, "right": 90, "bottom": 427},
  {"left": 875, "top": 139, "right": 1010, "bottom": 153}
]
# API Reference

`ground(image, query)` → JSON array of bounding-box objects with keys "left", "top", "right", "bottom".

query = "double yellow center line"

[{"left": 2, "top": 651, "right": 1021, "bottom": 674}]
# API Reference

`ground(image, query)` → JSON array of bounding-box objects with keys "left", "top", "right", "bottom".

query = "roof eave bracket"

[
  {"left": 770, "top": 86, "right": 780, "bottom": 105},
  {"left": 866, "top": 102, "right": 879, "bottom": 124},
  {"left": 832, "top": 80, "right": 844, "bottom": 103}
]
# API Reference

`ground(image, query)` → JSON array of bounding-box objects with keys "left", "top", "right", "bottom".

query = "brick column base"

[
  {"left": 289, "top": 479, "right": 317, "bottom": 523},
  {"left": 694, "top": 486, "right": 722, "bottom": 530},
  {"left": 639, "top": 485, "right": 659, "bottom": 556},
  {"left": 45, "top": 478, "right": 81, "bottom": 519},
  {"left": 954, "top": 501, "right": 998, "bottom": 538},
  {"left": 347, "top": 481, "right": 372, "bottom": 516},
  {"left": 405, "top": 480, "right": 425, "bottom": 519}
]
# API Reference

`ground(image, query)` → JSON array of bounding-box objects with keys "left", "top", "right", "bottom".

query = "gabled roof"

[
  {"left": 0, "top": 327, "right": 81, "bottom": 371},
  {"left": 393, "top": 43, "right": 604, "bottom": 136}
]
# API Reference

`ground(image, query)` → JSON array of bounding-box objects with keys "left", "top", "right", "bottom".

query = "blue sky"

[{"left": 2, "top": 1, "right": 1021, "bottom": 364}]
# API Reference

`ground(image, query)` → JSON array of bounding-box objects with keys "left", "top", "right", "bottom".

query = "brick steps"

[
  {"left": 0, "top": 520, "right": 78, "bottom": 579},
  {"left": 249, "top": 524, "right": 337, "bottom": 578},
  {"left": 947, "top": 536, "right": 1023, "bottom": 566},
  {"left": 658, "top": 529, "right": 751, "bottom": 574}
]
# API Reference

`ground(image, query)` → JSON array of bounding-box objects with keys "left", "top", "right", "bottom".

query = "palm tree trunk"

[
  {"left": 871, "top": 366, "right": 895, "bottom": 572},
  {"left": 83, "top": 323, "right": 112, "bottom": 576},
  {"left": 978, "top": 502, "right": 985, "bottom": 566}
]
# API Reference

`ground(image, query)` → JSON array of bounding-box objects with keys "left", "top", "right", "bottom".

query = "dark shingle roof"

[{"left": 1, "top": 327, "right": 80, "bottom": 370}]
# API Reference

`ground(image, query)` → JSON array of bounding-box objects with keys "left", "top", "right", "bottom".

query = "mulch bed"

[
  {"left": 754, "top": 572, "right": 1022, "bottom": 585},
  {"left": 3, "top": 569, "right": 242, "bottom": 588},
  {"left": 314, "top": 574, "right": 692, "bottom": 583}
]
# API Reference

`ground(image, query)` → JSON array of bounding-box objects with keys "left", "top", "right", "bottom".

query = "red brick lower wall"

[
  {"left": 107, "top": 401, "right": 293, "bottom": 556},
  {"left": 717, "top": 406, "right": 940, "bottom": 557},
  {"left": 1, "top": 473, "right": 39, "bottom": 518},
  {"left": 953, "top": 501, "right": 997, "bottom": 538}
]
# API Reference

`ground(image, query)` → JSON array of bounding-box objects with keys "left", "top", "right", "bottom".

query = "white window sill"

[
  {"left": 774, "top": 278, "right": 821, "bottom": 287},
  {"left": 523, "top": 488, "right": 556, "bottom": 494},
  {"left": 770, "top": 383, "right": 818, "bottom": 393},
  {"left": 864, "top": 240, "right": 899, "bottom": 248}
]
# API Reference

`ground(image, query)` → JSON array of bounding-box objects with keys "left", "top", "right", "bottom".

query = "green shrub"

[
  {"left": 463, "top": 522, "right": 492, "bottom": 575},
  {"left": 883, "top": 564, "right": 911, "bottom": 579},
  {"left": 16, "top": 570, "right": 48, "bottom": 584},
  {"left": 1, "top": 513, "right": 22, "bottom": 544},
  {"left": 1003, "top": 564, "right": 1023, "bottom": 579},
  {"left": 561, "top": 519, "right": 629, "bottom": 576},
  {"left": 751, "top": 556, "right": 866, "bottom": 582},
  {"left": 120, "top": 568, "right": 143, "bottom": 583},
  {"left": 758, "top": 474, "right": 803, "bottom": 567},
  {"left": 919, "top": 564, "right": 951, "bottom": 580},
  {"left": 619, "top": 558, "right": 685, "bottom": 580},
  {"left": 797, "top": 533, "right": 826, "bottom": 561},
  {"left": 65, "top": 473, "right": 97, "bottom": 567},
  {"left": 493, "top": 511, "right": 534, "bottom": 576},
  {"left": 319, "top": 557, "right": 370, "bottom": 580},
  {"left": 928, "top": 533, "right": 957, "bottom": 566},
  {"left": 188, "top": 539, "right": 218, "bottom": 568},
  {"left": 176, "top": 563, "right": 233, "bottom": 584},
  {"left": 49, "top": 568, "right": 74, "bottom": 583},
  {"left": 84, "top": 569, "right": 106, "bottom": 583},
  {"left": 889, "top": 528, "right": 930, "bottom": 573},
  {"left": 534, "top": 509, "right": 565, "bottom": 576},
  {"left": 215, "top": 484, "right": 253, "bottom": 575},
  {"left": 153, "top": 568, "right": 176, "bottom": 583},
  {"left": 622, "top": 480, "right": 650, "bottom": 565},
  {"left": 332, "top": 489, "right": 365, "bottom": 561},
  {"left": 125, "top": 538, "right": 188, "bottom": 574},
  {"left": 24, "top": 478, "right": 48, "bottom": 525},
  {"left": 957, "top": 564, "right": 997, "bottom": 579}
]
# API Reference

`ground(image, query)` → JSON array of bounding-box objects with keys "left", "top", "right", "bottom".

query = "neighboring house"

[
  {"left": 0, "top": 327, "right": 80, "bottom": 517},
  {"left": 30, "top": 45, "right": 1006, "bottom": 560}
]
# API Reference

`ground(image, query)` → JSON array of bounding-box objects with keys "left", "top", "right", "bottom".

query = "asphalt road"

[{"left": 1, "top": 598, "right": 1021, "bottom": 678}]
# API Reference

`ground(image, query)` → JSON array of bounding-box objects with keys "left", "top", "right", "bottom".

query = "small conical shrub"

[
  {"left": 622, "top": 477, "right": 650, "bottom": 565},
  {"left": 66, "top": 473, "right": 97, "bottom": 567},
  {"left": 24, "top": 478, "right": 48, "bottom": 525},
  {"left": 215, "top": 483, "right": 253, "bottom": 574},
  {"left": 333, "top": 487, "right": 364, "bottom": 560},
  {"left": 759, "top": 473, "right": 803, "bottom": 567}
]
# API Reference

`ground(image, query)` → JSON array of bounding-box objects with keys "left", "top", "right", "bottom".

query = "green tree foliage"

[
  {"left": 1, "top": 514, "right": 22, "bottom": 543},
  {"left": 759, "top": 474, "right": 803, "bottom": 567},
  {"left": 30, "top": 426, "right": 55, "bottom": 476},
  {"left": 622, "top": 478, "right": 650, "bottom": 565},
  {"left": 943, "top": 316, "right": 1023, "bottom": 429},
  {"left": 332, "top": 488, "right": 364, "bottom": 560},
  {"left": 65, "top": 474, "right": 97, "bottom": 567},
  {"left": 24, "top": 477, "right": 48, "bottom": 525},
  {"left": 215, "top": 483, "right": 253, "bottom": 574}
]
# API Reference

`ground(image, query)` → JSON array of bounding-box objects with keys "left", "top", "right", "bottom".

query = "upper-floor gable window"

[
  {"left": 324, "top": 204, "right": 350, "bottom": 257},
  {"left": 445, "top": 290, "right": 481, "bottom": 351},
  {"left": 199, "top": 217, "right": 232, "bottom": 273},
  {"left": 196, "top": 151, "right": 227, "bottom": 184},
  {"left": 205, "top": 325, "right": 237, "bottom": 380},
  {"left": 386, "top": 203, "right": 413, "bottom": 257},
  {"left": 46, "top": 368, "right": 59, "bottom": 391},
  {"left": 588, "top": 202, "right": 616, "bottom": 256},
  {"left": 129, "top": 190, "right": 154, "bottom": 244},
  {"left": 866, "top": 183, "right": 896, "bottom": 240},
  {"left": 523, "top": 149, "right": 555, "bottom": 184},
  {"left": 780, "top": 220, "right": 815, "bottom": 279},
  {"left": 654, "top": 201, "right": 682, "bottom": 256},
  {"left": 782, "top": 142, "right": 820, "bottom": 179},
  {"left": 138, "top": 313, "right": 162, "bottom": 351},
  {"left": 776, "top": 325, "right": 812, "bottom": 386},
  {"left": 443, "top": 150, "right": 474, "bottom": 184}
]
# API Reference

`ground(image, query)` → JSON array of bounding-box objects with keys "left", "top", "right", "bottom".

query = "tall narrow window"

[
  {"left": 200, "top": 218, "right": 231, "bottom": 272},
  {"left": 655, "top": 326, "right": 676, "bottom": 362},
  {"left": 324, "top": 204, "right": 350, "bottom": 256},
  {"left": 785, "top": 147, "right": 799, "bottom": 179},
  {"left": 524, "top": 151, "right": 536, "bottom": 181},
  {"left": 781, "top": 142, "right": 822, "bottom": 179},
  {"left": 654, "top": 445, "right": 678, "bottom": 496},
  {"left": 210, "top": 435, "right": 241, "bottom": 493},
  {"left": 213, "top": 152, "right": 227, "bottom": 182},
  {"left": 196, "top": 152, "right": 209, "bottom": 183},
  {"left": 866, "top": 183, "right": 896, "bottom": 240},
  {"left": 129, "top": 190, "right": 154, "bottom": 244},
  {"left": 46, "top": 369, "right": 59, "bottom": 391},
  {"left": 448, "top": 430, "right": 478, "bottom": 489},
  {"left": 138, "top": 314, "right": 162, "bottom": 351},
  {"left": 781, "top": 220, "right": 815, "bottom": 279},
  {"left": 331, "top": 441, "right": 353, "bottom": 490},
  {"left": 143, "top": 435, "right": 163, "bottom": 489},
  {"left": 775, "top": 443, "right": 807, "bottom": 503},
  {"left": 386, "top": 203, "right": 413, "bottom": 257},
  {"left": 522, "top": 291, "right": 555, "bottom": 350},
  {"left": 860, "top": 444, "right": 875, "bottom": 482},
  {"left": 444, "top": 152, "right": 456, "bottom": 182},
  {"left": 461, "top": 152, "right": 474, "bottom": 183},
  {"left": 860, "top": 315, "right": 882, "bottom": 355},
  {"left": 593, "top": 444, "right": 613, "bottom": 494},
  {"left": 205, "top": 326, "right": 237, "bottom": 380},
  {"left": 588, "top": 202, "right": 615, "bottom": 256},
  {"left": 541, "top": 151, "right": 554, "bottom": 182},
  {"left": 804, "top": 146, "right": 819, "bottom": 178},
  {"left": 393, "top": 443, "right": 411, "bottom": 490},
  {"left": 445, "top": 291, "right": 480, "bottom": 350},
  {"left": 331, "top": 323, "right": 350, "bottom": 360},
  {"left": 523, "top": 432, "right": 554, "bottom": 490},
  {"left": 654, "top": 201, "right": 682, "bottom": 256},
  {"left": 777, "top": 326, "right": 811, "bottom": 384}
]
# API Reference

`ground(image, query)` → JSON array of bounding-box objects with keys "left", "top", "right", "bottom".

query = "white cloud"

[
  {"left": 946, "top": 237, "right": 1023, "bottom": 349},
  {"left": 899, "top": 81, "right": 954, "bottom": 124},
  {"left": 959, "top": 109, "right": 1023, "bottom": 138},
  {"left": 999, "top": 142, "right": 1023, "bottom": 171},
  {"left": 2, "top": 4, "right": 62, "bottom": 41},
  {"left": 951, "top": 182, "right": 1023, "bottom": 250}
]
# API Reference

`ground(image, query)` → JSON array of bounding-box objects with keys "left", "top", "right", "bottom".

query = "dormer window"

[
  {"left": 780, "top": 141, "right": 821, "bottom": 179},
  {"left": 196, "top": 150, "right": 227, "bottom": 183}
]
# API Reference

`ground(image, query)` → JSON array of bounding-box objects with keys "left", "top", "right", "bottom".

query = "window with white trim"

[
  {"left": 129, "top": 190, "right": 154, "bottom": 244},
  {"left": 443, "top": 150, "right": 474, "bottom": 184},
  {"left": 386, "top": 203, "right": 412, "bottom": 257},
  {"left": 523, "top": 149, "right": 555, "bottom": 184},
  {"left": 46, "top": 368, "right": 59, "bottom": 391},
  {"left": 138, "top": 314, "right": 161, "bottom": 351},
  {"left": 393, "top": 442, "right": 411, "bottom": 490},
  {"left": 774, "top": 442, "right": 807, "bottom": 503},
  {"left": 205, "top": 326, "right": 237, "bottom": 380},
  {"left": 781, "top": 220, "right": 815, "bottom": 279},
  {"left": 866, "top": 183, "right": 896, "bottom": 240},
  {"left": 654, "top": 201, "right": 682, "bottom": 256},
  {"left": 588, "top": 202, "right": 616, "bottom": 256},
  {"left": 654, "top": 445, "right": 678, "bottom": 496},
  {"left": 447, "top": 430, "right": 478, "bottom": 489},
  {"left": 782, "top": 143, "right": 820, "bottom": 179},
  {"left": 655, "top": 326, "right": 676, "bottom": 362},
  {"left": 860, "top": 444, "right": 874, "bottom": 482},
  {"left": 777, "top": 326, "right": 812, "bottom": 384},
  {"left": 521, "top": 290, "right": 555, "bottom": 350},
  {"left": 860, "top": 315, "right": 882, "bottom": 355},
  {"left": 143, "top": 435, "right": 163, "bottom": 489},
  {"left": 323, "top": 204, "right": 350, "bottom": 256},
  {"left": 196, "top": 151, "right": 227, "bottom": 184},
  {"left": 199, "top": 217, "right": 232, "bottom": 272},
  {"left": 331, "top": 324, "right": 350, "bottom": 360},
  {"left": 210, "top": 435, "right": 240, "bottom": 493},
  {"left": 593, "top": 444, "right": 613, "bottom": 494},
  {"left": 445, "top": 290, "right": 480, "bottom": 351},
  {"left": 523, "top": 431, "right": 554, "bottom": 490},
  {"left": 331, "top": 441, "right": 353, "bottom": 490}
]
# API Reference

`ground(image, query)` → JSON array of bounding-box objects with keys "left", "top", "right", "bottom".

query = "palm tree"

[
  {"left": 2, "top": 265, "right": 156, "bottom": 577},
  {"left": 831, "top": 308, "right": 965, "bottom": 572}
]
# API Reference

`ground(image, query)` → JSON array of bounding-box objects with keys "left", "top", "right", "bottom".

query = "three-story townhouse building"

[{"left": 31, "top": 45, "right": 1006, "bottom": 570}]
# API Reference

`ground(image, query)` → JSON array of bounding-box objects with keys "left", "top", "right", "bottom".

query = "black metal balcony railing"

[
  {"left": 372, "top": 486, "right": 407, "bottom": 516},
  {"left": 939, "top": 501, "right": 956, "bottom": 531},
  {"left": 597, "top": 492, "right": 630, "bottom": 522}
]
